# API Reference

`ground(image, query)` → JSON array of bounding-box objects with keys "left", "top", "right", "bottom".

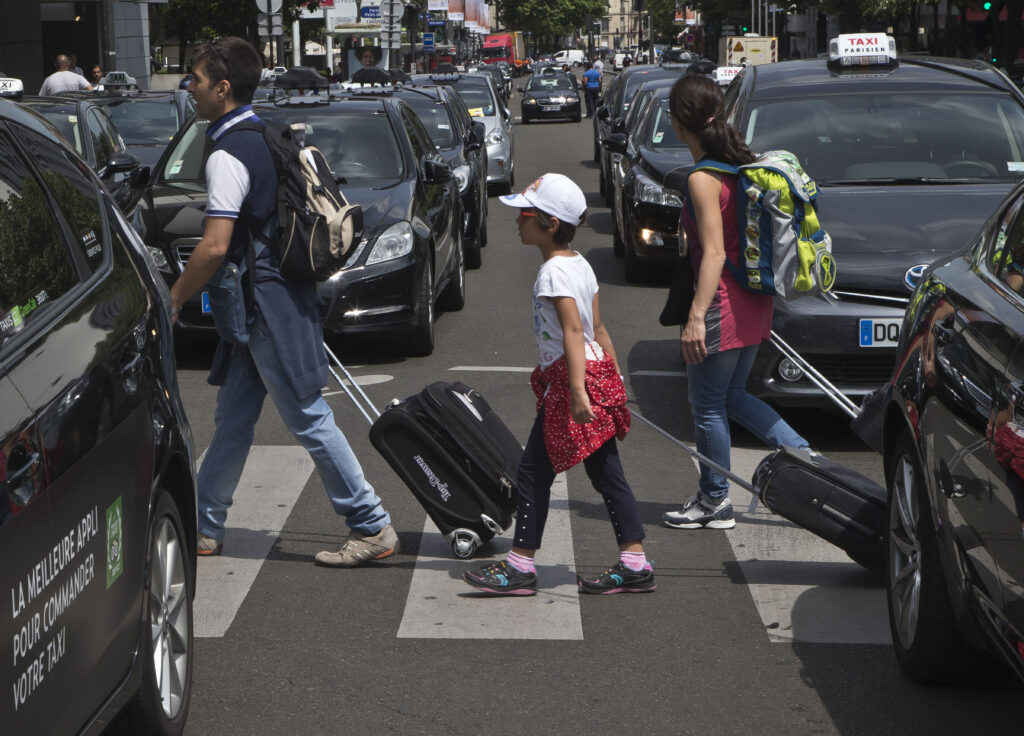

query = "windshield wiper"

[{"left": 822, "top": 177, "right": 985, "bottom": 185}]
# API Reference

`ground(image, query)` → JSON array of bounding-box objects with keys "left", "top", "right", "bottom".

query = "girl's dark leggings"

[{"left": 512, "top": 408, "right": 645, "bottom": 550}]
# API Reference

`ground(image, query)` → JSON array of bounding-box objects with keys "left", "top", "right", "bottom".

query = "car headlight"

[
  {"left": 146, "top": 246, "right": 170, "bottom": 272},
  {"left": 486, "top": 130, "right": 503, "bottom": 145},
  {"left": 453, "top": 163, "right": 472, "bottom": 193},
  {"left": 566, "top": 95, "right": 578, "bottom": 102},
  {"left": 523, "top": 97, "right": 537, "bottom": 105},
  {"left": 636, "top": 170, "right": 682, "bottom": 207},
  {"left": 366, "top": 221, "right": 414, "bottom": 265}
]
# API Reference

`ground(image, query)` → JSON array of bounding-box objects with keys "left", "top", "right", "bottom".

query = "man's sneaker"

[
  {"left": 462, "top": 560, "right": 537, "bottom": 596},
  {"left": 196, "top": 532, "right": 223, "bottom": 557},
  {"left": 577, "top": 561, "right": 656, "bottom": 594},
  {"left": 662, "top": 493, "right": 736, "bottom": 529},
  {"left": 314, "top": 524, "right": 399, "bottom": 567}
]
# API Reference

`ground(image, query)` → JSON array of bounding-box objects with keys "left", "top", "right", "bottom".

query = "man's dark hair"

[{"left": 191, "top": 36, "right": 262, "bottom": 104}]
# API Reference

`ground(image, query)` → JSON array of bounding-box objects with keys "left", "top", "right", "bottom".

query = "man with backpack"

[{"left": 168, "top": 37, "right": 398, "bottom": 566}]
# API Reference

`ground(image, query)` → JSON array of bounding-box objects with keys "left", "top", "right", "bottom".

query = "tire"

[
  {"left": 115, "top": 491, "right": 193, "bottom": 736},
  {"left": 886, "top": 430, "right": 1006, "bottom": 683},
  {"left": 522, "top": 115, "right": 531, "bottom": 124},
  {"left": 599, "top": 166, "right": 606, "bottom": 197},
  {"left": 408, "top": 261, "right": 435, "bottom": 356},
  {"left": 623, "top": 224, "right": 652, "bottom": 283},
  {"left": 571, "top": 114, "right": 581, "bottom": 123},
  {"left": 464, "top": 214, "right": 482, "bottom": 269},
  {"left": 594, "top": 139, "right": 600, "bottom": 163},
  {"left": 612, "top": 207, "right": 624, "bottom": 258},
  {"left": 440, "top": 232, "right": 466, "bottom": 310},
  {"left": 479, "top": 199, "right": 488, "bottom": 247}
]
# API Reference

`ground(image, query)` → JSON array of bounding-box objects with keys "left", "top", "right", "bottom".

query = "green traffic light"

[
  {"left": 742, "top": 25, "right": 749, "bottom": 32},
  {"left": 984, "top": 1, "right": 992, "bottom": 8}
]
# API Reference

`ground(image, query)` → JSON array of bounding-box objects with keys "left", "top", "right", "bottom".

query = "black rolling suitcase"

[
  {"left": 752, "top": 447, "right": 886, "bottom": 574},
  {"left": 324, "top": 344, "right": 522, "bottom": 559}
]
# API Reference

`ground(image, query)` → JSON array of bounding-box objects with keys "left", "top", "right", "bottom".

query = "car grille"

[
  {"left": 795, "top": 354, "right": 896, "bottom": 386},
  {"left": 176, "top": 241, "right": 198, "bottom": 265}
]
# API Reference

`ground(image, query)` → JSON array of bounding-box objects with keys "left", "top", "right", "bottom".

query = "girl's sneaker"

[
  {"left": 462, "top": 560, "right": 537, "bottom": 596},
  {"left": 577, "top": 561, "right": 656, "bottom": 594}
]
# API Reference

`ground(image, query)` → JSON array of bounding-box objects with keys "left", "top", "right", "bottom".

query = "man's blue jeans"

[
  {"left": 196, "top": 315, "right": 390, "bottom": 541},
  {"left": 686, "top": 343, "right": 808, "bottom": 501}
]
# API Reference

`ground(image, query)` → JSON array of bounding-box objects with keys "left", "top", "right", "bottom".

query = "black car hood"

[
  {"left": 817, "top": 183, "right": 1012, "bottom": 294},
  {"left": 337, "top": 179, "right": 411, "bottom": 240},
  {"left": 637, "top": 147, "right": 695, "bottom": 181}
]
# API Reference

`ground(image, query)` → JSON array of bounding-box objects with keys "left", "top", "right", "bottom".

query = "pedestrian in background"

[
  {"left": 662, "top": 74, "right": 809, "bottom": 531},
  {"left": 169, "top": 36, "right": 398, "bottom": 566},
  {"left": 462, "top": 173, "right": 655, "bottom": 596},
  {"left": 582, "top": 61, "right": 601, "bottom": 118},
  {"left": 39, "top": 54, "right": 92, "bottom": 95},
  {"left": 68, "top": 53, "right": 84, "bottom": 78}
]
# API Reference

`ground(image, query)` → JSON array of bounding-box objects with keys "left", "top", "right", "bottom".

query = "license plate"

[
  {"left": 201, "top": 291, "right": 211, "bottom": 314},
  {"left": 541, "top": 105, "right": 560, "bottom": 111},
  {"left": 859, "top": 318, "right": 901, "bottom": 348}
]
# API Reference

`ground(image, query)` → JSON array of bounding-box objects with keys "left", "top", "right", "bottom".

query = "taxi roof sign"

[
  {"left": 828, "top": 34, "right": 897, "bottom": 68},
  {"left": 712, "top": 66, "right": 743, "bottom": 86},
  {"left": 0, "top": 76, "right": 24, "bottom": 99}
]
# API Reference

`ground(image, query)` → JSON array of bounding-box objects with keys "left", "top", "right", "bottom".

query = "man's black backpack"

[{"left": 233, "top": 120, "right": 363, "bottom": 282}]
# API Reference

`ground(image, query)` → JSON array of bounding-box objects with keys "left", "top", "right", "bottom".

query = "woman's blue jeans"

[{"left": 687, "top": 343, "right": 808, "bottom": 501}]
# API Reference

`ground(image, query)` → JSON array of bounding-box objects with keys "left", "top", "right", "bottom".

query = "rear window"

[
  {"left": 99, "top": 97, "right": 182, "bottom": 145},
  {"left": 33, "top": 107, "right": 85, "bottom": 156},
  {"left": 744, "top": 92, "right": 1024, "bottom": 183},
  {"left": 401, "top": 96, "right": 458, "bottom": 147},
  {"left": 527, "top": 77, "right": 574, "bottom": 93},
  {"left": 451, "top": 83, "right": 495, "bottom": 116}
]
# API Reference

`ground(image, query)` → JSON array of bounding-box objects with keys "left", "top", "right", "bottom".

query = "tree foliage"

[{"left": 494, "top": 0, "right": 607, "bottom": 38}]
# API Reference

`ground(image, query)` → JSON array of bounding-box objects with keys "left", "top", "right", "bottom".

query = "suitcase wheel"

[{"left": 449, "top": 528, "right": 483, "bottom": 558}]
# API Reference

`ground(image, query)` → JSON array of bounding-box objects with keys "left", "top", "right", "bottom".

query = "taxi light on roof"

[
  {"left": 828, "top": 34, "right": 897, "bottom": 68},
  {"left": 429, "top": 72, "right": 460, "bottom": 82},
  {"left": 712, "top": 66, "right": 743, "bottom": 86},
  {"left": 0, "top": 76, "right": 24, "bottom": 99}
]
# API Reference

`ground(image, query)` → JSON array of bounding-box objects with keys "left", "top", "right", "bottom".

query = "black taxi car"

[
  {"left": 720, "top": 34, "right": 1024, "bottom": 406},
  {"left": 85, "top": 88, "right": 195, "bottom": 169},
  {"left": 140, "top": 85, "right": 464, "bottom": 356},
  {"left": 519, "top": 69, "right": 582, "bottom": 124},
  {"left": 18, "top": 94, "right": 148, "bottom": 214},
  {"left": 392, "top": 80, "right": 489, "bottom": 269},
  {"left": 0, "top": 98, "right": 197, "bottom": 733},
  {"left": 873, "top": 178, "right": 1024, "bottom": 685}
]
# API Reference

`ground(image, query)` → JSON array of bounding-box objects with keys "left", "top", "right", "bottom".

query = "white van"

[{"left": 554, "top": 49, "right": 586, "bottom": 67}]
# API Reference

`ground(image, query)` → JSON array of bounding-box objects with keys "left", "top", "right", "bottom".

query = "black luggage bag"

[
  {"left": 368, "top": 381, "right": 523, "bottom": 558},
  {"left": 753, "top": 446, "right": 887, "bottom": 574}
]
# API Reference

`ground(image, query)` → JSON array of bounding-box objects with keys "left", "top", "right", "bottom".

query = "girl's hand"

[
  {"left": 680, "top": 313, "right": 707, "bottom": 365},
  {"left": 570, "top": 389, "right": 596, "bottom": 424}
]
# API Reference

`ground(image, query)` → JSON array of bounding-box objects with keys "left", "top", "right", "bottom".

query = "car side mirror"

[
  {"left": 611, "top": 117, "right": 627, "bottom": 134},
  {"left": 131, "top": 165, "right": 152, "bottom": 188},
  {"left": 602, "top": 133, "right": 628, "bottom": 155},
  {"left": 597, "top": 106, "right": 609, "bottom": 120},
  {"left": 104, "top": 151, "right": 141, "bottom": 178},
  {"left": 423, "top": 158, "right": 452, "bottom": 183},
  {"left": 469, "top": 121, "right": 486, "bottom": 149}
]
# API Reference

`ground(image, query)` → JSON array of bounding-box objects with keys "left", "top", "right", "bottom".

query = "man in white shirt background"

[{"left": 39, "top": 54, "right": 92, "bottom": 95}]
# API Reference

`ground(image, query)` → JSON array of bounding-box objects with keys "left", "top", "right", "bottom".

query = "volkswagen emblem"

[{"left": 904, "top": 264, "right": 928, "bottom": 291}]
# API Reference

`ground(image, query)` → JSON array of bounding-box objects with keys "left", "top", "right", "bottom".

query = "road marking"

[
  {"left": 719, "top": 447, "right": 890, "bottom": 645},
  {"left": 193, "top": 446, "right": 315, "bottom": 638},
  {"left": 632, "top": 370, "right": 686, "bottom": 377},
  {"left": 323, "top": 373, "right": 395, "bottom": 397},
  {"left": 449, "top": 365, "right": 535, "bottom": 373},
  {"left": 397, "top": 474, "right": 582, "bottom": 639}
]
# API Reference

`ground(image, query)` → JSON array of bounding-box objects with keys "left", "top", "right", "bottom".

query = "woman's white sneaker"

[{"left": 662, "top": 494, "right": 736, "bottom": 529}]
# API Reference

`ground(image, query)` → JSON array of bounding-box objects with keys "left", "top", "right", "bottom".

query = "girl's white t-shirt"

[{"left": 533, "top": 252, "right": 603, "bottom": 367}]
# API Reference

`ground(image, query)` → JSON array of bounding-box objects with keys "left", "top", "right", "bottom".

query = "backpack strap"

[{"left": 683, "top": 159, "right": 746, "bottom": 287}]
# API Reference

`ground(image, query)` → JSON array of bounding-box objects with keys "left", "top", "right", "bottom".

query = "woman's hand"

[
  {"left": 570, "top": 388, "right": 596, "bottom": 424},
  {"left": 680, "top": 312, "right": 707, "bottom": 365}
]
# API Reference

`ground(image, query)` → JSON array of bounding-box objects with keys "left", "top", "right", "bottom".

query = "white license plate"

[
  {"left": 201, "top": 291, "right": 211, "bottom": 314},
  {"left": 859, "top": 318, "right": 901, "bottom": 348},
  {"left": 541, "top": 105, "right": 560, "bottom": 111}
]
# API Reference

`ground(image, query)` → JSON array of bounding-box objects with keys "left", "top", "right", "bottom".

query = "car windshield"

[
  {"left": 35, "top": 108, "right": 84, "bottom": 156},
  {"left": 160, "top": 118, "right": 211, "bottom": 189},
  {"left": 745, "top": 92, "right": 1024, "bottom": 182},
  {"left": 646, "top": 101, "right": 685, "bottom": 149},
  {"left": 527, "top": 77, "right": 573, "bottom": 92},
  {"left": 451, "top": 83, "right": 495, "bottom": 116},
  {"left": 99, "top": 97, "right": 184, "bottom": 145},
  {"left": 260, "top": 110, "right": 404, "bottom": 181},
  {"left": 402, "top": 96, "right": 458, "bottom": 147}
]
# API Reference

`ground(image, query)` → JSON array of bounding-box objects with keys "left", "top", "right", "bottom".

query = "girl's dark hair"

[
  {"left": 535, "top": 209, "right": 585, "bottom": 245},
  {"left": 669, "top": 74, "right": 755, "bottom": 165},
  {"left": 191, "top": 36, "right": 262, "bottom": 105}
]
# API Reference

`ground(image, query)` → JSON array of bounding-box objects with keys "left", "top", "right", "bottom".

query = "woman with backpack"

[{"left": 662, "top": 73, "right": 809, "bottom": 531}]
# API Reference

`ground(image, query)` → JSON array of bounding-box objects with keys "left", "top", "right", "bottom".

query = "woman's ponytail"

[{"left": 669, "top": 74, "right": 755, "bottom": 165}]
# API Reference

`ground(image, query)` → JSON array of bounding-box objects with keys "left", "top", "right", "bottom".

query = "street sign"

[
  {"left": 254, "top": 0, "right": 282, "bottom": 13},
  {"left": 382, "top": 0, "right": 404, "bottom": 22},
  {"left": 380, "top": 29, "right": 403, "bottom": 50},
  {"left": 422, "top": 32, "right": 434, "bottom": 51},
  {"left": 258, "top": 12, "right": 283, "bottom": 36}
]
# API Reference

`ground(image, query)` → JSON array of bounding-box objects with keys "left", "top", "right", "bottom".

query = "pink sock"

[
  {"left": 507, "top": 551, "right": 536, "bottom": 573},
  {"left": 620, "top": 550, "right": 648, "bottom": 571}
]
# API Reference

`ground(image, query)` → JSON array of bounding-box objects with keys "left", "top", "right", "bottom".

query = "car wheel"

[
  {"left": 572, "top": 114, "right": 581, "bottom": 123},
  {"left": 599, "top": 166, "right": 606, "bottom": 197},
  {"left": 624, "top": 227, "right": 652, "bottom": 283},
  {"left": 522, "top": 115, "right": 531, "bottom": 124},
  {"left": 593, "top": 139, "right": 600, "bottom": 163},
  {"left": 479, "top": 201, "right": 488, "bottom": 247},
  {"left": 886, "top": 430, "right": 1005, "bottom": 683},
  {"left": 408, "top": 261, "right": 435, "bottom": 356},
  {"left": 115, "top": 491, "right": 193, "bottom": 736},
  {"left": 612, "top": 208, "right": 624, "bottom": 258},
  {"left": 440, "top": 233, "right": 467, "bottom": 310}
]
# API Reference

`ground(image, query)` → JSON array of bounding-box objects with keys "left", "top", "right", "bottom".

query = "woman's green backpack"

[{"left": 687, "top": 151, "right": 836, "bottom": 300}]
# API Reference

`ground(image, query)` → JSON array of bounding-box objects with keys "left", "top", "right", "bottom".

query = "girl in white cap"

[{"left": 462, "top": 173, "right": 655, "bottom": 596}]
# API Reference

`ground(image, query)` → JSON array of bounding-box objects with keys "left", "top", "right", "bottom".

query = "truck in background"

[
  {"left": 719, "top": 35, "right": 777, "bottom": 66},
  {"left": 482, "top": 32, "right": 526, "bottom": 74}
]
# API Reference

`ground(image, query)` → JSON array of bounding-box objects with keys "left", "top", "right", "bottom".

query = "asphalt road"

[{"left": 172, "top": 91, "right": 1024, "bottom": 735}]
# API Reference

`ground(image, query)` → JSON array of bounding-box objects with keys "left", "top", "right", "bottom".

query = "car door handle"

[{"left": 121, "top": 351, "right": 143, "bottom": 395}]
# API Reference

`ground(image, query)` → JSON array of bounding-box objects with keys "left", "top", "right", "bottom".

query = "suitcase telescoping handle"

[
  {"left": 769, "top": 331, "right": 860, "bottom": 419},
  {"left": 323, "top": 341, "right": 381, "bottom": 425}
]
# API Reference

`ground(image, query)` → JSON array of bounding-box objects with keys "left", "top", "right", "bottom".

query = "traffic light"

[
  {"left": 983, "top": 1, "right": 992, "bottom": 9},
  {"left": 741, "top": 24, "right": 749, "bottom": 32}
]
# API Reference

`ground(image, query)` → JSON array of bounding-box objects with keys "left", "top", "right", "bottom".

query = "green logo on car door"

[{"left": 106, "top": 497, "right": 123, "bottom": 588}]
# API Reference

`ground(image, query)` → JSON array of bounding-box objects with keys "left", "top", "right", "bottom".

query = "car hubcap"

[
  {"left": 149, "top": 516, "right": 189, "bottom": 719},
  {"left": 889, "top": 453, "right": 922, "bottom": 650}
]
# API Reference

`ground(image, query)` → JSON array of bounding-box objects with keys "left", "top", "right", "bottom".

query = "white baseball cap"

[{"left": 500, "top": 173, "right": 587, "bottom": 226}]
